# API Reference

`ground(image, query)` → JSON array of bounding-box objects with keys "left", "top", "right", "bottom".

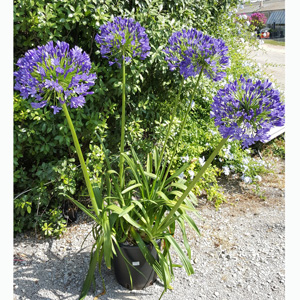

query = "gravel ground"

[
  {"left": 13, "top": 156, "right": 285, "bottom": 300},
  {"left": 249, "top": 43, "right": 285, "bottom": 92}
]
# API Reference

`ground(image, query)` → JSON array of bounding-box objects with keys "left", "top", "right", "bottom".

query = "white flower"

[
  {"left": 199, "top": 156, "right": 206, "bottom": 166},
  {"left": 179, "top": 172, "right": 184, "bottom": 179},
  {"left": 223, "top": 145, "right": 231, "bottom": 157},
  {"left": 181, "top": 155, "right": 189, "bottom": 163},
  {"left": 229, "top": 165, "right": 235, "bottom": 170},
  {"left": 188, "top": 170, "right": 195, "bottom": 180},
  {"left": 240, "top": 38, "right": 245, "bottom": 43},
  {"left": 255, "top": 175, "right": 262, "bottom": 182},
  {"left": 246, "top": 20, "right": 250, "bottom": 26},
  {"left": 241, "top": 175, "right": 252, "bottom": 184},
  {"left": 242, "top": 158, "right": 249, "bottom": 164},
  {"left": 209, "top": 129, "right": 216, "bottom": 135},
  {"left": 222, "top": 166, "right": 230, "bottom": 176},
  {"left": 242, "top": 165, "right": 249, "bottom": 172}
]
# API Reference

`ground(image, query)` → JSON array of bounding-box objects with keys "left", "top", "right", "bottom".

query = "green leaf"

[
  {"left": 164, "top": 234, "right": 194, "bottom": 276},
  {"left": 106, "top": 204, "right": 141, "bottom": 230},
  {"left": 62, "top": 194, "right": 97, "bottom": 222},
  {"left": 143, "top": 171, "right": 157, "bottom": 179},
  {"left": 102, "top": 213, "right": 113, "bottom": 268},
  {"left": 164, "top": 162, "right": 191, "bottom": 186},
  {"left": 79, "top": 241, "right": 101, "bottom": 299},
  {"left": 121, "top": 183, "right": 142, "bottom": 195},
  {"left": 130, "top": 227, "right": 163, "bottom": 279}
]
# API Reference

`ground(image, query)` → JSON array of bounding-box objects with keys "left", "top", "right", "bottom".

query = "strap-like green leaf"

[
  {"left": 147, "top": 152, "right": 152, "bottom": 173},
  {"left": 129, "top": 146, "right": 151, "bottom": 198},
  {"left": 164, "top": 162, "right": 191, "bottom": 185},
  {"left": 106, "top": 204, "right": 142, "bottom": 230},
  {"left": 121, "top": 183, "right": 143, "bottom": 195},
  {"left": 177, "top": 218, "right": 191, "bottom": 259},
  {"left": 181, "top": 213, "right": 201, "bottom": 237},
  {"left": 102, "top": 213, "right": 113, "bottom": 269},
  {"left": 79, "top": 240, "right": 101, "bottom": 299},
  {"left": 62, "top": 194, "right": 97, "bottom": 222},
  {"left": 164, "top": 234, "right": 194, "bottom": 276},
  {"left": 130, "top": 227, "right": 163, "bottom": 279},
  {"left": 144, "top": 171, "right": 157, "bottom": 179},
  {"left": 92, "top": 184, "right": 103, "bottom": 211}
]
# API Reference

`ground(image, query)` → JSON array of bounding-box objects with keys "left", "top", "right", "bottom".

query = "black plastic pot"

[{"left": 112, "top": 241, "right": 160, "bottom": 290}]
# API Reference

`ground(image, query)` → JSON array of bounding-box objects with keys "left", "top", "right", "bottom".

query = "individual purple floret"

[
  {"left": 163, "top": 28, "right": 230, "bottom": 80},
  {"left": 95, "top": 16, "right": 151, "bottom": 67},
  {"left": 210, "top": 75, "right": 285, "bottom": 148},
  {"left": 14, "top": 41, "right": 97, "bottom": 114}
]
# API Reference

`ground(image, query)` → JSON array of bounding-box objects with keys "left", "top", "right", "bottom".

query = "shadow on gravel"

[{"left": 14, "top": 237, "right": 160, "bottom": 300}]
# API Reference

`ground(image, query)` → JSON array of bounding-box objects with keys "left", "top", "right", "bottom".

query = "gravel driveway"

[
  {"left": 14, "top": 156, "right": 285, "bottom": 300},
  {"left": 250, "top": 43, "right": 285, "bottom": 91}
]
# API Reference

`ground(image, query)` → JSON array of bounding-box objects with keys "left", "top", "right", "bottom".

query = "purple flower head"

[
  {"left": 163, "top": 28, "right": 230, "bottom": 80},
  {"left": 14, "top": 41, "right": 97, "bottom": 114},
  {"left": 210, "top": 76, "right": 285, "bottom": 148},
  {"left": 95, "top": 17, "right": 151, "bottom": 67}
]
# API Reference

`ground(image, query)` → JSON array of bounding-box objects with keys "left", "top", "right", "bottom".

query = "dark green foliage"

[{"left": 14, "top": 0, "right": 265, "bottom": 235}]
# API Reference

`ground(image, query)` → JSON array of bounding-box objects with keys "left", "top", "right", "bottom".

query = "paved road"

[{"left": 250, "top": 43, "right": 285, "bottom": 92}]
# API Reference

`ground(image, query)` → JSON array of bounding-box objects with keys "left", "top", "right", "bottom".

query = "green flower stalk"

[
  {"left": 14, "top": 40, "right": 99, "bottom": 217},
  {"left": 95, "top": 16, "right": 151, "bottom": 189},
  {"left": 119, "top": 53, "right": 126, "bottom": 189},
  {"left": 160, "top": 68, "right": 204, "bottom": 188},
  {"left": 62, "top": 103, "right": 99, "bottom": 217}
]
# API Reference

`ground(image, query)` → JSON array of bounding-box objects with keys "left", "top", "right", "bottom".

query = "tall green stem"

[
  {"left": 159, "top": 137, "right": 228, "bottom": 231},
  {"left": 160, "top": 68, "right": 204, "bottom": 188},
  {"left": 62, "top": 103, "right": 99, "bottom": 217},
  {"left": 119, "top": 54, "right": 126, "bottom": 189}
]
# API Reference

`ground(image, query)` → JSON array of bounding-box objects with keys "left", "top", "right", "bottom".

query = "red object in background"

[{"left": 261, "top": 31, "right": 270, "bottom": 39}]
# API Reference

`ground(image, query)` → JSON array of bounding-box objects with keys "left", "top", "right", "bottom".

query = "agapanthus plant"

[
  {"left": 210, "top": 75, "right": 285, "bottom": 148},
  {"left": 14, "top": 41, "right": 97, "bottom": 114},
  {"left": 14, "top": 41, "right": 100, "bottom": 217},
  {"left": 162, "top": 76, "right": 285, "bottom": 228},
  {"left": 95, "top": 16, "right": 150, "bottom": 189},
  {"left": 13, "top": 24, "right": 285, "bottom": 300},
  {"left": 95, "top": 16, "right": 151, "bottom": 67},
  {"left": 163, "top": 28, "right": 230, "bottom": 80},
  {"left": 156, "top": 28, "right": 230, "bottom": 189}
]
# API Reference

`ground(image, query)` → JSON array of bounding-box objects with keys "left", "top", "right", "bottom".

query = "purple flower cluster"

[
  {"left": 95, "top": 17, "right": 151, "bottom": 67},
  {"left": 163, "top": 28, "right": 230, "bottom": 80},
  {"left": 210, "top": 76, "right": 285, "bottom": 148},
  {"left": 14, "top": 41, "right": 97, "bottom": 114}
]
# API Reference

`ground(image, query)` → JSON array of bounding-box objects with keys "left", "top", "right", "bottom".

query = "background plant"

[{"left": 249, "top": 12, "right": 267, "bottom": 31}]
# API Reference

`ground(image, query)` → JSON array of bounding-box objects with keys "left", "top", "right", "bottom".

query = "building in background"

[{"left": 238, "top": 0, "right": 285, "bottom": 39}]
